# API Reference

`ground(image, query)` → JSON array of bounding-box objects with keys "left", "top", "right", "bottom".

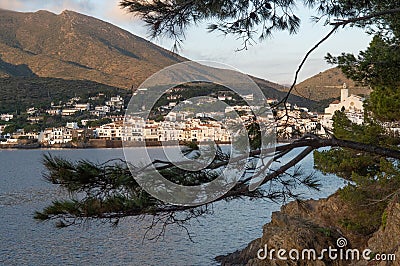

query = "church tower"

[{"left": 341, "top": 83, "right": 348, "bottom": 102}]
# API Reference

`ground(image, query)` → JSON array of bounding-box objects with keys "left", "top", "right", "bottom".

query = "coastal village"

[
  {"left": 3, "top": 5, "right": 400, "bottom": 266},
  {"left": 0, "top": 84, "right": 368, "bottom": 148}
]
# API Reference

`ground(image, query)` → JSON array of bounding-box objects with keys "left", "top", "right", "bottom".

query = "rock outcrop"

[{"left": 217, "top": 193, "right": 400, "bottom": 266}]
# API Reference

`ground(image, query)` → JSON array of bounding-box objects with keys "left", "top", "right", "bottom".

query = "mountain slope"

[
  {"left": 289, "top": 67, "right": 371, "bottom": 101},
  {"left": 250, "top": 76, "right": 317, "bottom": 108},
  {"left": 0, "top": 9, "right": 184, "bottom": 88},
  {"left": 0, "top": 77, "right": 128, "bottom": 114},
  {"left": 0, "top": 9, "right": 319, "bottom": 110}
]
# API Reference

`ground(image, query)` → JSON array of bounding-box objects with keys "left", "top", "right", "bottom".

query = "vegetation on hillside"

[
  {"left": 0, "top": 9, "right": 183, "bottom": 88},
  {"left": 292, "top": 68, "right": 371, "bottom": 101},
  {"left": 313, "top": 2, "right": 400, "bottom": 235},
  {"left": 0, "top": 9, "right": 322, "bottom": 111},
  {"left": 0, "top": 77, "right": 130, "bottom": 114},
  {"left": 314, "top": 111, "right": 400, "bottom": 234}
]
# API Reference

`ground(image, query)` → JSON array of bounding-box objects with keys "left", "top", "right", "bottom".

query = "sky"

[{"left": 0, "top": 0, "right": 373, "bottom": 85}]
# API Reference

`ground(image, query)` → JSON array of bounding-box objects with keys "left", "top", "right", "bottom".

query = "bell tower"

[{"left": 341, "top": 83, "right": 348, "bottom": 102}]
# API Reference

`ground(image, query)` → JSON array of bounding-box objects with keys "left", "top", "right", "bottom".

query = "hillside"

[
  {"left": 0, "top": 9, "right": 184, "bottom": 88},
  {"left": 0, "top": 9, "right": 318, "bottom": 110},
  {"left": 0, "top": 77, "right": 129, "bottom": 114},
  {"left": 250, "top": 76, "right": 317, "bottom": 109},
  {"left": 284, "top": 68, "right": 371, "bottom": 101}
]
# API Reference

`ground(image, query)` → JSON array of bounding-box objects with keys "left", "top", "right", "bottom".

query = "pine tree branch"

[{"left": 330, "top": 7, "right": 400, "bottom": 26}]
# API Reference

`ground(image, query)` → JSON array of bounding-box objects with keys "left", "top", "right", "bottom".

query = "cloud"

[
  {"left": 0, "top": 0, "right": 139, "bottom": 29},
  {"left": 0, "top": 0, "right": 94, "bottom": 13},
  {"left": 42, "top": 0, "right": 95, "bottom": 13},
  {"left": 0, "top": 0, "right": 28, "bottom": 10},
  {"left": 102, "top": 1, "right": 137, "bottom": 24}
]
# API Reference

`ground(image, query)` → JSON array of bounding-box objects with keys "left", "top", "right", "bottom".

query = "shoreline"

[
  {"left": 0, "top": 138, "right": 298, "bottom": 150},
  {"left": 0, "top": 140, "right": 234, "bottom": 150}
]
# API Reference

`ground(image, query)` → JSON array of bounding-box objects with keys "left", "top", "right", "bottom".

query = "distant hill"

[
  {"left": 250, "top": 76, "right": 317, "bottom": 109},
  {"left": 282, "top": 68, "right": 371, "bottom": 101},
  {"left": 0, "top": 77, "right": 129, "bottom": 114},
  {"left": 0, "top": 9, "right": 318, "bottom": 110}
]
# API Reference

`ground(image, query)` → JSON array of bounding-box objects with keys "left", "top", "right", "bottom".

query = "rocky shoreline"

[{"left": 216, "top": 192, "right": 400, "bottom": 265}]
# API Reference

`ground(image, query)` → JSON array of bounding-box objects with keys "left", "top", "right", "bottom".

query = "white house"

[
  {"left": 158, "top": 122, "right": 183, "bottom": 141},
  {"left": 106, "top": 95, "right": 124, "bottom": 110},
  {"left": 95, "top": 106, "right": 111, "bottom": 113},
  {"left": 62, "top": 109, "right": 79, "bottom": 116},
  {"left": 122, "top": 117, "right": 146, "bottom": 141},
  {"left": 26, "top": 107, "right": 38, "bottom": 115},
  {"left": 66, "top": 122, "right": 79, "bottom": 129},
  {"left": 321, "top": 84, "right": 365, "bottom": 128},
  {"left": 143, "top": 124, "right": 159, "bottom": 141},
  {"left": 1, "top": 114, "right": 14, "bottom": 121},
  {"left": 242, "top": 94, "right": 254, "bottom": 101},
  {"left": 41, "top": 127, "right": 73, "bottom": 145},
  {"left": 74, "top": 103, "right": 91, "bottom": 111},
  {"left": 266, "top": 98, "right": 278, "bottom": 105},
  {"left": 94, "top": 122, "right": 123, "bottom": 140},
  {"left": 46, "top": 109, "right": 61, "bottom": 116}
]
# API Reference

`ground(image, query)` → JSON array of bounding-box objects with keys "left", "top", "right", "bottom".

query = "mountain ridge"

[
  {"left": 0, "top": 8, "right": 184, "bottom": 88},
  {"left": 291, "top": 67, "right": 371, "bottom": 101},
  {"left": 0, "top": 9, "right": 318, "bottom": 109}
]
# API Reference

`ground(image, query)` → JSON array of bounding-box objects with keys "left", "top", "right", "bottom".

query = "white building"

[
  {"left": 66, "top": 122, "right": 79, "bottom": 129},
  {"left": 87, "top": 115, "right": 234, "bottom": 143},
  {"left": 41, "top": 127, "right": 73, "bottom": 145},
  {"left": 181, "top": 120, "right": 231, "bottom": 142},
  {"left": 122, "top": 117, "right": 146, "bottom": 141},
  {"left": 143, "top": 124, "right": 159, "bottom": 141},
  {"left": 74, "top": 103, "right": 90, "bottom": 111},
  {"left": 242, "top": 94, "right": 254, "bottom": 101},
  {"left": 80, "top": 119, "right": 93, "bottom": 126},
  {"left": 62, "top": 109, "right": 79, "bottom": 116},
  {"left": 12, "top": 130, "right": 39, "bottom": 140},
  {"left": 319, "top": 114, "right": 334, "bottom": 130},
  {"left": 26, "top": 107, "right": 38, "bottom": 115},
  {"left": 181, "top": 100, "right": 193, "bottom": 105},
  {"left": 106, "top": 95, "right": 124, "bottom": 110},
  {"left": 90, "top": 110, "right": 106, "bottom": 117},
  {"left": 27, "top": 116, "right": 43, "bottom": 123},
  {"left": 267, "top": 98, "right": 278, "bottom": 105},
  {"left": 1, "top": 138, "right": 18, "bottom": 145},
  {"left": 218, "top": 95, "right": 233, "bottom": 101},
  {"left": 321, "top": 84, "right": 365, "bottom": 129},
  {"left": 225, "top": 105, "right": 252, "bottom": 114},
  {"left": 46, "top": 109, "right": 61, "bottom": 116},
  {"left": 158, "top": 122, "right": 183, "bottom": 141},
  {"left": 94, "top": 122, "right": 123, "bottom": 140},
  {"left": 1, "top": 114, "right": 14, "bottom": 121},
  {"left": 95, "top": 106, "right": 111, "bottom": 113}
]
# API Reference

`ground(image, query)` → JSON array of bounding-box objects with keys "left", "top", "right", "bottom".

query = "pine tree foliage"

[
  {"left": 120, "top": 0, "right": 400, "bottom": 49},
  {"left": 35, "top": 145, "right": 323, "bottom": 231},
  {"left": 314, "top": 111, "right": 400, "bottom": 234}
]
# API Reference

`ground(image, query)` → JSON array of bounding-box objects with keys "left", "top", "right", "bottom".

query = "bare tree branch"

[
  {"left": 275, "top": 25, "right": 340, "bottom": 109},
  {"left": 273, "top": 6, "right": 400, "bottom": 119}
]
